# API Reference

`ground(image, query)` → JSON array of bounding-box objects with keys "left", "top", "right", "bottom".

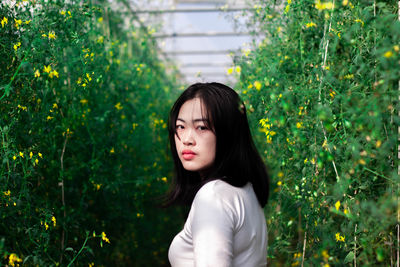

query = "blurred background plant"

[
  {"left": 0, "top": 0, "right": 182, "bottom": 265},
  {"left": 233, "top": 0, "right": 400, "bottom": 266}
]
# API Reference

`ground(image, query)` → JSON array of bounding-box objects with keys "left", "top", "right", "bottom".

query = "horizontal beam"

[
  {"left": 134, "top": 7, "right": 256, "bottom": 14},
  {"left": 165, "top": 49, "right": 240, "bottom": 55},
  {"left": 180, "top": 62, "right": 231, "bottom": 67},
  {"left": 153, "top": 32, "right": 254, "bottom": 38},
  {"left": 180, "top": 72, "right": 231, "bottom": 76}
]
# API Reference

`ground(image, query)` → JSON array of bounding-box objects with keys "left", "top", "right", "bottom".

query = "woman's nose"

[{"left": 182, "top": 129, "right": 195, "bottom": 145}]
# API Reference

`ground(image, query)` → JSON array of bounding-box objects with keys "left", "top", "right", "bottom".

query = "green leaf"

[{"left": 344, "top": 251, "right": 354, "bottom": 264}]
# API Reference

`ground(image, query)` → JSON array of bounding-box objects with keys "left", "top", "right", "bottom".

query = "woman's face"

[{"left": 174, "top": 98, "right": 216, "bottom": 175}]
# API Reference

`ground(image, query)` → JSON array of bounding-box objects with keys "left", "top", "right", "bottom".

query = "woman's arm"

[{"left": 190, "top": 187, "right": 236, "bottom": 267}]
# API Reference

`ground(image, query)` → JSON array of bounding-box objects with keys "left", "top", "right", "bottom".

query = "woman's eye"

[
  {"left": 197, "top": 126, "right": 207, "bottom": 131},
  {"left": 176, "top": 125, "right": 184, "bottom": 129}
]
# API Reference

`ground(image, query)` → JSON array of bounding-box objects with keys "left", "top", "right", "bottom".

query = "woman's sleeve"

[{"left": 190, "top": 187, "right": 236, "bottom": 267}]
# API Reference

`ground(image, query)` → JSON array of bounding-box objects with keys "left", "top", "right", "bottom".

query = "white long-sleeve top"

[{"left": 168, "top": 179, "right": 268, "bottom": 267}]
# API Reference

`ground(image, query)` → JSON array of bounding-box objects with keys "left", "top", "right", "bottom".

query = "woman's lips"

[{"left": 182, "top": 150, "right": 196, "bottom": 160}]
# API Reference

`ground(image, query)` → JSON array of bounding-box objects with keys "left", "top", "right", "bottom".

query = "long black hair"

[{"left": 162, "top": 82, "right": 270, "bottom": 208}]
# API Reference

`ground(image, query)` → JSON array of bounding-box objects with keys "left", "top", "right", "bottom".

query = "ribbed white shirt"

[{"left": 168, "top": 179, "right": 268, "bottom": 267}]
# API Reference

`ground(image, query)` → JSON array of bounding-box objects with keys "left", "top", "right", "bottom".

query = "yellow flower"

[
  {"left": 35, "top": 158, "right": 39, "bottom": 165},
  {"left": 80, "top": 99, "right": 88, "bottom": 104},
  {"left": 38, "top": 152, "right": 43, "bottom": 158},
  {"left": 51, "top": 216, "right": 56, "bottom": 227},
  {"left": 53, "top": 103, "right": 58, "bottom": 109},
  {"left": 13, "top": 155, "right": 17, "bottom": 160},
  {"left": 19, "top": 152, "right": 24, "bottom": 158},
  {"left": 98, "top": 17, "right": 103, "bottom": 23},
  {"left": 306, "top": 22, "right": 317, "bottom": 28},
  {"left": 49, "top": 70, "right": 59, "bottom": 78},
  {"left": 344, "top": 208, "right": 349, "bottom": 214},
  {"left": 227, "top": 67, "right": 233, "bottom": 75},
  {"left": 17, "top": 104, "right": 27, "bottom": 111},
  {"left": 394, "top": 45, "right": 399, "bottom": 52},
  {"left": 284, "top": 4, "right": 290, "bottom": 13},
  {"left": 253, "top": 81, "right": 262, "bottom": 91},
  {"left": 384, "top": 50, "right": 393, "bottom": 58},
  {"left": 1, "top": 17, "right": 8, "bottom": 28},
  {"left": 335, "top": 232, "right": 345, "bottom": 242},
  {"left": 342, "top": 0, "right": 348, "bottom": 5},
  {"left": 335, "top": 200, "right": 340, "bottom": 211},
  {"left": 60, "top": 10, "right": 66, "bottom": 15},
  {"left": 296, "top": 122, "right": 303, "bottom": 128},
  {"left": 8, "top": 253, "right": 22, "bottom": 267},
  {"left": 34, "top": 69, "right": 40, "bottom": 77},
  {"left": 30, "top": 152, "right": 33, "bottom": 158},
  {"left": 24, "top": 20, "right": 31, "bottom": 25},
  {"left": 315, "top": 1, "right": 334, "bottom": 10},
  {"left": 243, "top": 48, "right": 251, "bottom": 57},
  {"left": 4, "top": 190, "right": 11, "bottom": 196},
  {"left": 132, "top": 123, "right": 138, "bottom": 130},
  {"left": 114, "top": 102, "right": 123, "bottom": 110},
  {"left": 277, "top": 181, "right": 282, "bottom": 186},
  {"left": 110, "top": 147, "right": 115, "bottom": 154},
  {"left": 376, "top": 140, "right": 382, "bottom": 148},
  {"left": 304, "top": 158, "right": 308, "bottom": 164},
  {"left": 161, "top": 177, "right": 167, "bottom": 182},
  {"left": 322, "top": 249, "right": 329, "bottom": 260},
  {"left": 358, "top": 159, "right": 366, "bottom": 165},
  {"left": 42, "top": 33, "right": 47, "bottom": 38},
  {"left": 48, "top": 31, "right": 56, "bottom": 39},
  {"left": 43, "top": 65, "right": 52, "bottom": 73},
  {"left": 101, "top": 232, "right": 110, "bottom": 243},
  {"left": 45, "top": 222, "right": 49, "bottom": 230},
  {"left": 14, "top": 18, "right": 22, "bottom": 29},
  {"left": 235, "top": 66, "right": 241, "bottom": 74},
  {"left": 13, "top": 42, "right": 21, "bottom": 51},
  {"left": 47, "top": 116, "right": 54, "bottom": 121},
  {"left": 354, "top": 19, "right": 364, "bottom": 26}
]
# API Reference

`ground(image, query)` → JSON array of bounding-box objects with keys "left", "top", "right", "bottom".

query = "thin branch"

[
  {"left": 317, "top": 0, "right": 340, "bottom": 181},
  {"left": 59, "top": 135, "right": 68, "bottom": 263},
  {"left": 301, "top": 222, "right": 308, "bottom": 267},
  {"left": 354, "top": 223, "right": 357, "bottom": 267}
]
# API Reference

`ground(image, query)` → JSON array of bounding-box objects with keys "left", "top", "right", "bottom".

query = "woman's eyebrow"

[{"left": 176, "top": 118, "right": 207, "bottom": 123}]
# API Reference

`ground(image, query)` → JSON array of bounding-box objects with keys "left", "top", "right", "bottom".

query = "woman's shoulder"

[{"left": 194, "top": 178, "right": 251, "bottom": 204}]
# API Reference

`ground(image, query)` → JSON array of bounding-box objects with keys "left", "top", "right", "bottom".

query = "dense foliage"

[
  {"left": 0, "top": 1, "right": 182, "bottom": 266},
  {"left": 231, "top": 0, "right": 400, "bottom": 266},
  {"left": 2, "top": 0, "right": 400, "bottom": 266}
]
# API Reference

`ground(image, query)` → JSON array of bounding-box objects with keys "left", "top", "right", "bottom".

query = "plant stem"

[
  {"left": 397, "top": 1, "right": 400, "bottom": 266},
  {"left": 66, "top": 232, "right": 89, "bottom": 267},
  {"left": 301, "top": 222, "right": 308, "bottom": 267},
  {"left": 354, "top": 223, "right": 357, "bottom": 267},
  {"left": 59, "top": 135, "right": 68, "bottom": 263}
]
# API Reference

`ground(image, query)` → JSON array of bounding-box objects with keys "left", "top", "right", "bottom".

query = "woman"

[{"left": 164, "top": 82, "right": 270, "bottom": 267}]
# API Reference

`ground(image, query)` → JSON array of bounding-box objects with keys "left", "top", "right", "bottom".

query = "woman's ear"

[{"left": 239, "top": 102, "right": 245, "bottom": 114}]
